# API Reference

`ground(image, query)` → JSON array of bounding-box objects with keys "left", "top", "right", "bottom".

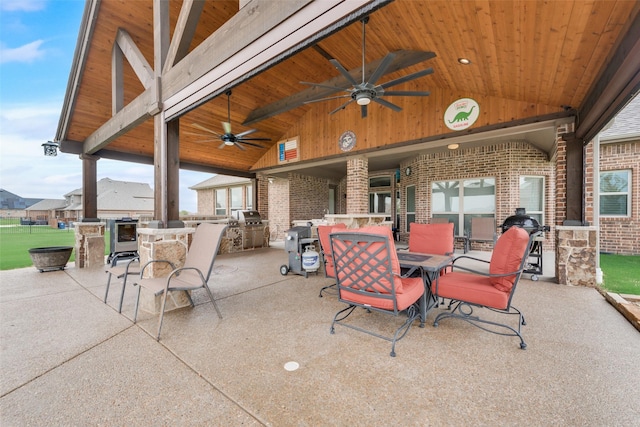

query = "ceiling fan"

[
  {"left": 187, "top": 90, "right": 270, "bottom": 150},
  {"left": 302, "top": 17, "right": 433, "bottom": 118}
]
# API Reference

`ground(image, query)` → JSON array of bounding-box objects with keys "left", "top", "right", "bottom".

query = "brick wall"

[
  {"left": 196, "top": 188, "right": 214, "bottom": 215},
  {"left": 288, "top": 173, "right": 330, "bottom": 220},
  {"left": 398, "top": 141, "right": 556, "bottom": 250},
  {"left": 587, "top": 140, "right": 640, "bottom": 255},
  {"left": 346, "top": 157, "right": 369, "bottom": 214}
]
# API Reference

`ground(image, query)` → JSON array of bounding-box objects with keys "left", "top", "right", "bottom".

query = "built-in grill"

[
  {"left": 232, "top": 210, "right": 265, "bottom": 249},
  {"left": 501, "top": 208, "right": 550, "bottom": 280}
]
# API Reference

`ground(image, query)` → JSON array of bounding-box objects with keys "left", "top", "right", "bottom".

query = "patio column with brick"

[
  {"left": 555, "top": 225, "right": 597, "bottom": 286},
  {"left": 137, "top": 227, "right": 195, "bottom": 314},
  {"left": 346, "top": 157, "right": 368, "bottom": 214},
  {"left": 74, "top": 222, "right": 105, "bottom": 268}
]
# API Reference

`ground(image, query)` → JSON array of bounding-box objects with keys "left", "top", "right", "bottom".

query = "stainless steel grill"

[{"left": 232, "top": 210, "right": 265, "bottom": 249}]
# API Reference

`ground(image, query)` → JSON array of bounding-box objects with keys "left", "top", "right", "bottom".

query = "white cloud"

[
  {"left": 0, "top": 0, "right": 47, "bottom": 12},
  {"left": 0, "top": 40, "right": 47, "bottom": 64}
]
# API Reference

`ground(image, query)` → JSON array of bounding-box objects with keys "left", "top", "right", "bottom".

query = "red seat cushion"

[
  {"left": 432, "top": 272, "right": 509, "bottom": 310},
  {"left": 341, "top": 276, "right": 424, "bottom": 311},
  {"left": 489, "top": 226, "right": 530, "bottom": 292},
  {"left": 409, "top": 222, "right": 454, "bottom": 256},
  {"left": 318, "top": 223, "right": 347, "bottom": 277}
]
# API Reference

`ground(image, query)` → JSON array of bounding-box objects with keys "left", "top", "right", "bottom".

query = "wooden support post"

[{"left": 80, "top": 153, "right": 99, "bottom": 221}]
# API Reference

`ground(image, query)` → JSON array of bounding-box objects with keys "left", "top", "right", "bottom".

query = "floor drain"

[{"left": 284, "top": 361, "right": 299, "bottom": 371}]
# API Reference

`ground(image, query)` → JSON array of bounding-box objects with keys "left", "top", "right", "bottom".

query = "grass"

[
  {"left": 599, "top": 254, "right": 640, "bottom": 295},
  {"left": 0, "top": 227, "right": 110, "bottom": 270}
]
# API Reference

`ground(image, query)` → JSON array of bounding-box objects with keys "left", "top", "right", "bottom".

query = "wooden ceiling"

[{"left": 59, "top": 0, "right": 640, "bottom": 176}]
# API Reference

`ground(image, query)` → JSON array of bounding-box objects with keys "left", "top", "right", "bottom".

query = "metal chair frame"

[
  {"left": 330, "top": 231, "right": 422, "bottom": 357},
  {"left": 432, "top": 231, "right": 538, "bottom": 349},
  {"left": 104, "top": 252, "right": 140, "bottom": 313}
]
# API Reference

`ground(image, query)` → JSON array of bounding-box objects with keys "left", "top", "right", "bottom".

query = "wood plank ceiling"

[{"left": 60, "top": 0, "right": 640, "bottom": 176}]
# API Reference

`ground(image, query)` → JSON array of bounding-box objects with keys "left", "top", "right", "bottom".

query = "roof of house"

[
  {"left": 26, "top": 199, "right": 68, "bottom": 211},
  {"left": 189, "top": 175, "right": 251, "bottom": 190},
  {"left": 0, "top": 189, "right": 43, "bottom": 210},
  {"left": 600, "top": 94, "right": 640, "bottom": 142}
]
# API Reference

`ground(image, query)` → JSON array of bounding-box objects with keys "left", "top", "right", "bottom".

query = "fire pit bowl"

[{"left": 28, "top": 246, "right": 73, "bottom": 272}]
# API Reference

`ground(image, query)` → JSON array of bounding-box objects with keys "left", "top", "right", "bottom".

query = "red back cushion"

[
  {"left": 318, "top": 223, "right": 347, "bottom": 277},
  {"left": 332, "top": 225, "right": 403, "bottom": 294},
  {"left": 408, "top": 222, "right": 454, "bottom": 255},
  {"left": 489, "top": 226, "right": 530, "bottom": 292}
]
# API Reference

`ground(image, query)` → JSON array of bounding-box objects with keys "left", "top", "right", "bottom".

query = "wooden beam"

[
  {"left": 565, "top": 135, "right": 584, "bottom": 222},
  {"left": 576, "top": 10, "right": 640, "bottom": 143},
  {"left": 80, "top": 154, "right": 99, "bottom": 220},
  {"left": 115, "top": 28, "right": 154, "bottom": 89},
  {"left": 83, "top": 88, "right": 154, "bottom": 154},
  {"left": 243, "top": 50, "right": 436, "bottom": 126},
  {"left": 163, "top": 0, "right": 205, "bottom": 73},
  {"left": 162, "top": 0, "right": 388, "bottom": 120},
  {"left": 111, "top": 42, "right": 124, "bottom": 114}
]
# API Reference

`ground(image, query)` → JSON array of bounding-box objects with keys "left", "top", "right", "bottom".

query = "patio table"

[{"left": 397, "top": 252, "right": 453, "bottom": 325}]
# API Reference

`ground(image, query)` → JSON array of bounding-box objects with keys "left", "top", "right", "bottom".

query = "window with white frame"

[
  {"left": 246, "top": 185, "right": 253, "bottom": 210},
  {"left": 519, "top": 176, "right": 545, "bottom": 225},
  {"left": 406, "top": 185, "right": 416, "bottom": 232},
  {"left": 230, "top": 187, "right": 243, "bottom": 214},
  {"left": 600, "top": 170, "right": 631, "bottom": 216},
  {"left": 432, "top": 178, "right": 495, "bottom": 236},
  {"left": 215, "top": 188, "right": 226, "bottom": 216}
]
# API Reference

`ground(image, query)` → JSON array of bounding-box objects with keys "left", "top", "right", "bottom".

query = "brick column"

[
  {"left": 346, "top": 157, "right": 369, "bottom": 214},
  {"left": 74, "top": 222, "right": 105, "bottom": 268}
]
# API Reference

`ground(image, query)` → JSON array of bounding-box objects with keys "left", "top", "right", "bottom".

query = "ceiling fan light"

[
  {"left": 447, "top": 143, "right": 460, "bottom": 150},
  {"left": 224, "top": 140, "right": 234, "bottom": 146},
  {"left": 356, "top": 93, "right": 371, "bottom": 105},
  {"left": 458, "top": 58, "right": 471, "bottom": 65}
]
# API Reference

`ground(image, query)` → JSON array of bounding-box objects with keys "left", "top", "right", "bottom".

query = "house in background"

[
  {"left": 26, "top": 178, "right": 154, "bottom": 224},
  {"left": 589, "top": 95, "right": 640, "bottom": 256},
  {"left": 0, "top": 189, "right": 42, "bottom": 218},
  {"left": 189, "top": 175, "right": 254, "bottom": 216}
]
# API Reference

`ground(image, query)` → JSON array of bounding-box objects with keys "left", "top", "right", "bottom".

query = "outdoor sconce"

[{"left": 42, "top": 141, "right": 59, "bottom": 157}]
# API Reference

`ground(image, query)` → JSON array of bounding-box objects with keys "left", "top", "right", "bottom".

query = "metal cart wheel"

[
  {"left": 530, "top": 274, "right": 539, "bottom": 281},
  {"left": 280, "top": 265, "right": 289, "bottom": 275}
]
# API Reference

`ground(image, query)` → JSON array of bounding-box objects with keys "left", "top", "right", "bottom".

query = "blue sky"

[{"left": 0, "top": 0, "right": 211, "bottom": 213}]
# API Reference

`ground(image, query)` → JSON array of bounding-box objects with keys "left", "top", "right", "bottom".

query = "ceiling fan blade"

[
  {"left": 329, "top": 59, "right": 358, "bottom": 87},
  {"left": 303, "top": 94, "right": 351, "bottom": 105},
  {"left": 238, "top": 137, "right": 271, "bottom": 141},
  {"left": 238, "top": 140, "right": 266, "bottom": 148},
  {"left": 235, "top": 128, "right": 257, "bottom": 138},
  {"left": 183, "top": 130, "right": 220, "bottom": 137},
  {"left": 190, "top": 123, "right": 220, "bottom": 135},
  {"left": 300, "top": 81, "right": 351, "bottom": 93},
  {"left": 379, "top": 68, "right": 434, "bottom": 89},
  {"left": 222, "top": 121, "right": 232, "bottom": 134},
  {"left": 361, "top": 104, "right": 368, "bottom": 118},
  {"left": 372, "top": 97, "right": 402, "bottom": 112},
  {"left": 329, "top": 99, "right": 355, "bottom": 115},
  {"left": 367, "top": 52, "right": 396, "bottom": 86},
  {"left": 193, "top": 139, "right": 218, "bottom": 143},
  {"left": 233, "top": 141, "right": 246, "bottom": 150},
  {"left": 381, "top": 91, "right": 431, "bottom": 97},
  {"left": 218, "top": 142, "right": 227, "bottom": 149}
]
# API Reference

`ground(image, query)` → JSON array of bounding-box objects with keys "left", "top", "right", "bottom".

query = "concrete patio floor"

[{"left": 1, "top": 246, "right": 639, "bottom": 426}]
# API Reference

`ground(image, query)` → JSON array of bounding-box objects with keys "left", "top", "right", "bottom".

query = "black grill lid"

[{"left": 502, "top": 208, "right": 541, "bottom": 233}]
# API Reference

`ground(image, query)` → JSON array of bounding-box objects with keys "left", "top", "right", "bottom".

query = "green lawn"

[
  {"left": 599, "top": 254, "right": 640, "bottom": 295},
  {"left": 0, "top": 228, "right": 110, "bottom": 270}
]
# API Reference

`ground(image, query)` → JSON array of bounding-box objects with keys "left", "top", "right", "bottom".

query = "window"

[
  {"left": 369, "top": 192, "right": 391, "bottom": 214},
  {"left": 246, "top": 185, "right": 253, "bottom": 210},
  {"left": 600, "top": 170, "right": 631, "bottom": 216},
  {"left": 406, "top": 185, "right": 416, "bottom": 232},
  {"left": 215, "top": 188, "right": 227, "bottom": 216},
  {"left": 520, "top": 176, "right": 544, "bottom": 224},
  {"left": 432, "top": 178, "right": 495, "bottom": 236},
  {"left": 230, "top": 187, "right": 243, "bottom": 214}
]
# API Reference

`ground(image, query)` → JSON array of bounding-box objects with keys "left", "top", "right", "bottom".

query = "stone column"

[
  {"left": 137, "top": 227, "right": 195, "bottom": 314},
  {"left": 555, "top": 225, "right": 597, "bottom": 286},
  {"left": 346, "top": 157, "right": 369, "bottom": 214},
  {"left": 74, "top": 222, "right": 105, "bottom": 268}
]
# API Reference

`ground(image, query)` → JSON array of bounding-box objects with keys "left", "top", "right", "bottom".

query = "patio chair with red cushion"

[
  {"left": 431, "top": 226, "right": 535, "bottom": 349},
  {"left": 317, "top": 223, "right": 347, "bottom": 297},
  {"left": 409, "top": 221, "right": 455, "bottom": 268},
  {"left": 329, "top": 226, "right": 424, "bottom": 357}
]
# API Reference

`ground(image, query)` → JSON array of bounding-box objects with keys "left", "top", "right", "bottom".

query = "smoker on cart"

[
  {"left": 280, "top": 225, "right": 320, "bottom": 278},
  {"left": 107, "top": 217, "right": 138, "bottom": 263},
  {"left": 501, "top": 208, "right": 550, "bottom": 281}
]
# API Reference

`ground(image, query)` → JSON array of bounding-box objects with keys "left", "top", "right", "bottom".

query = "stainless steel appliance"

[
  {"left": 108, "top": 218, "right": 138, "bottom": 262},
  {"left": 501, "top": 208, "right": 550, "bottom": 280},
  {"left": 280, "top": 225, "right": 317, "bottom": 278},
  {"left": 232, "top": 210, "right": 265, "bottom": 249}
]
